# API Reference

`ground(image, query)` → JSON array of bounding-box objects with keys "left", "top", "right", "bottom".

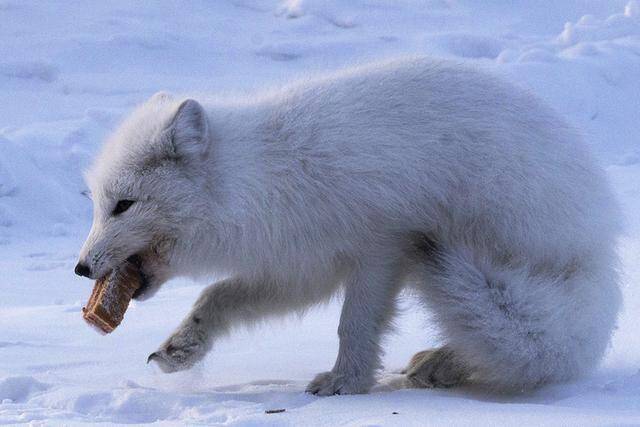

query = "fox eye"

[{"left": 113, "top": 200, "right": 135, "bottom": 216}]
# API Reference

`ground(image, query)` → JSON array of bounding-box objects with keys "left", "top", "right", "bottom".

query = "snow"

[{"left": 1, "top": 0, "right": 639, "bottom": 424}]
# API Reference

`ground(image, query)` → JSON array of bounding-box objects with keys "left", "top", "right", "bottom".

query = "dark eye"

[{"left": 113, "top": 200, "right": 135, "bottom": 216}]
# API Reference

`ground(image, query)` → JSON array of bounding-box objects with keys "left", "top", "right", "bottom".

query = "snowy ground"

[{"left": 1, "top": 0, "right": 640, "bottom": 425}]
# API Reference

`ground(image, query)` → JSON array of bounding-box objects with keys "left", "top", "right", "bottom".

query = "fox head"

[{"left": 76, "top": 93, "right": 213, "bottom": 299}]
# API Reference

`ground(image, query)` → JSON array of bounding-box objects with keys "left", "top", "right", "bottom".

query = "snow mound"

[
  {"left": 25, "top": 381, "right": 312, "bottom": 424},
  {"left": 431, "top": 33, "right": 506, "bottom": 59},
  {"left": 71, "top": 389, "right": 189, "bottom": 424},
  {"left": 0, "top": 376, "right": 48, "bottom": 403},
  {"left": 557, "top": 0, "right": 640, "bottom": 46},
  {"left": 275, "top": 0, "right": 358, "bottom": 27},
  {"left": 277, "top": 0, "right": 304, "bottom": 19},
  {"left": 498, "top": 1, "right": 640, "bottom": 63}
]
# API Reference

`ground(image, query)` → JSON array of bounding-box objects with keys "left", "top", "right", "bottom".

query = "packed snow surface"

[{"left": 1, "top": 0, "right": 640, "bottom": 425}]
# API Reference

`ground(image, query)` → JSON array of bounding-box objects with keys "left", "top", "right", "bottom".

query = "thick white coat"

[{"left": 79, "top": 58, "right": 622, "bottom": 394}]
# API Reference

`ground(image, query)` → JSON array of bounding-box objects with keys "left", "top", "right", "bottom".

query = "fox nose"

[{"left": 74, "top": 262, "right": 92, "bottom": 278}]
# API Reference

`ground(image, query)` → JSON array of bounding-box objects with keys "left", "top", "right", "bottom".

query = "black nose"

[{"left": 74, "top": 262, "right": 92, "bottom": 278}]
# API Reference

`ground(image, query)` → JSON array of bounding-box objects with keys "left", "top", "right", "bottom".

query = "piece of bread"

[{"left": 82, "top": 263, "right": 141, "bottom": 334}]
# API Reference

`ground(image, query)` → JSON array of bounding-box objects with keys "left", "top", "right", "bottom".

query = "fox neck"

[{"left": 188, "top": 101, "right": 277, "bottom": 277}]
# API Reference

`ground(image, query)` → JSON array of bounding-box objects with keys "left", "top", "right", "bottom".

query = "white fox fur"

[{"left": 78, "top": 57, "right": 622, "bottom": 394}]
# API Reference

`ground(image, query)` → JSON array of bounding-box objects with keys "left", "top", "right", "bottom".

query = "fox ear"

[{"left": 166, "top": 99, "right": 210, "bottom": 161}]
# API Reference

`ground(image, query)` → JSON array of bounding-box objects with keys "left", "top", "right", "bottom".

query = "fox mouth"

[
  {"left": 125, "top": 254, "right": 152, "bottom": 300},
  {"left": 95, "top": 255, "right": 151, "bottom": 299},
  {"left": 89, "top": 240, "right": 171, "bottom": 301}
]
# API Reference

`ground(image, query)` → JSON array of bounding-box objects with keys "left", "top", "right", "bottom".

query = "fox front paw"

[
  {"left": 147, "top": 320, "right": 208, "bottom": 373},
  {"left": 305, "top": 371, "right": 372, "bottom": 396}
]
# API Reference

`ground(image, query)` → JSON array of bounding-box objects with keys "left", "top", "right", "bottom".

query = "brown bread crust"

[{"left": 82, "top": 263, "right": 141, "bottom": 334}]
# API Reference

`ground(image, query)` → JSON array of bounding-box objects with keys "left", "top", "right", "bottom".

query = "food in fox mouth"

[{"left": 82, "top": 261, "right": 142, "bottom": 334}]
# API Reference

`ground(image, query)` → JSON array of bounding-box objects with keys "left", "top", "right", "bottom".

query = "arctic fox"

[{"left": 76, "top": 58, "right": 622, "bottom": 394}]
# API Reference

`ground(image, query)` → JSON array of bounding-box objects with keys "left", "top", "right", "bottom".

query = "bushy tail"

[{"left": 416, "top": 246, "right": 621, "bottom": 391}]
